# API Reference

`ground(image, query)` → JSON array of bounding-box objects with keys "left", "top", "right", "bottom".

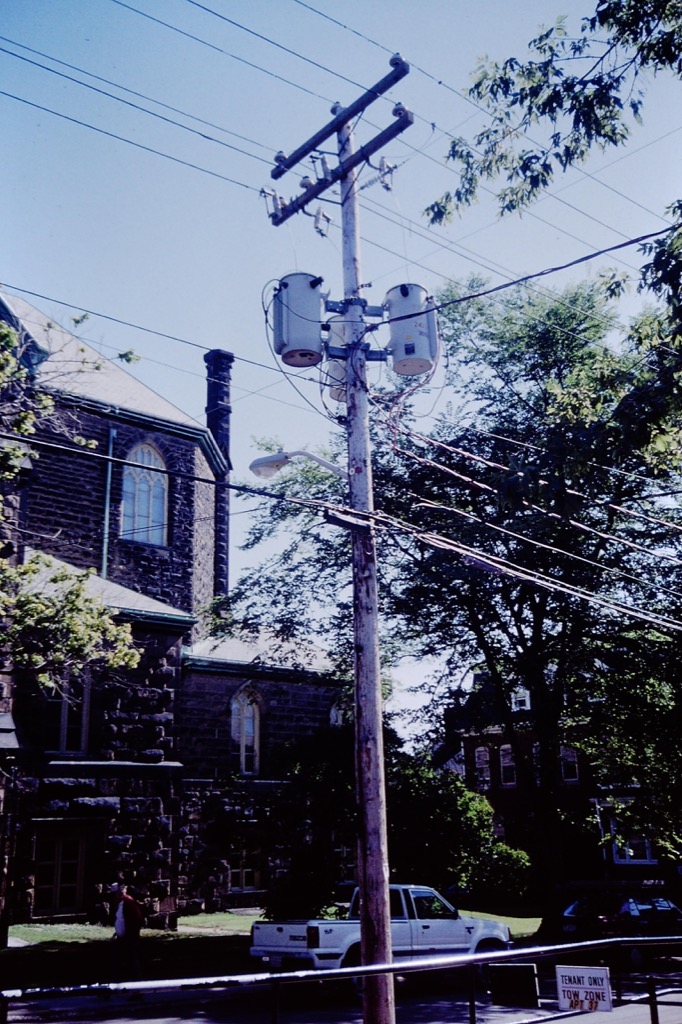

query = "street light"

[{"left": 249, "top": 450, "right": 349, "bottom": 481}]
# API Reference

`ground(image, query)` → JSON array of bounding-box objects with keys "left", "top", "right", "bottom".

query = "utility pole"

[
  {"left": 337, "top": 112, "right": 394, "bottom": 1024},
  {"left": 263, "top": 57, "right": 414, "bottom": 1024}
]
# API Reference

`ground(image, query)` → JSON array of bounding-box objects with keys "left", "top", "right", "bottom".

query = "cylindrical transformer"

[
  {"left": 384, "top": 283, "right": 439, "bottom": 376},
  {"left": 273, "top": 272, "right": 324, "bottom": 366},
  {"left": 324, "top": 315, "right": 347, "bottom": 403}
]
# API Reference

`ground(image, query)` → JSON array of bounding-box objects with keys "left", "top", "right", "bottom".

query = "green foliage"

[
  {"left": 0, "top": 321, "right": 140, "bottom": 688},
  {"left": 465, "top": 843, "right": 532, "bottom": 907},
  {"left": 257, "top": 724, "right": 529, "bottom": 919},
  {"left": 426, "top": 2, "right": 682, "bottom": 220},
  {"left": 1, "top": 557, "right": 139, "bottom": 686},
  {"left": 117, "top": 349, "right": 141, "bottom": 364},
  {"left": 568, "top": 633, "right": 682, "bottom": 862},
  {"left": 214, "top": 438, "right": 357, "bottom": 675},
  {"left": 387, "top": 745, "right": 530, "bottom": 901},
  {"left": 0, "top": 321, "right": 54, "bottom": 456},
  {"left": 424, "top": 3, "right": 682, "bottom": 461},
  {"left": 229, "top": 276, "right": 682, "bottom": 897}
]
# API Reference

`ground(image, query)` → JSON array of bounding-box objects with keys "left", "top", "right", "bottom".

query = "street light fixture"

[{"left": 249, "top": 450, "right": 349, "bottom": 481}]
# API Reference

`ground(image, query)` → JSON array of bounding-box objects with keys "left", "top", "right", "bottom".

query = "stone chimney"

[{"left": 204, "top": 350, "right": 234, "bottom": 598}]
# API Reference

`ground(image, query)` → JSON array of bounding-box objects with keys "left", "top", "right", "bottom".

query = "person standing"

[{"left": 110, "top": 883, "right": 144, "bottom": 979}]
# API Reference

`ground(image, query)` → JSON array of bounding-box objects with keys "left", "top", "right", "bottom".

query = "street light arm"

[{"left": 249, "top": 449, "right": 348, "bottom": 480}]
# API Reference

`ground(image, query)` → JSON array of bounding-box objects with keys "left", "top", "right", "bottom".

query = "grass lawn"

[
  {"left": 466, "top": 910, "right": 541, "bottom": 940},
  {"left": 9, "top": 909, "right": 261, "bottom": 946},
  {"left": 1, "top": 908, "right": 542, "bottom": 990}
]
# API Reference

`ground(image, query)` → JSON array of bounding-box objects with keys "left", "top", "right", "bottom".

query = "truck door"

[
  {"left": 388, "top": 887, "right": 412, "bottom": 958},
  {"left": 407, "top": 888, "right": 472, "bottom": 956}
]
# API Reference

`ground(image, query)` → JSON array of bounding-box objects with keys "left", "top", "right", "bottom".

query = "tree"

[
  {"left": 256, "top": 723, "right": 529, "bottom": 920},
  {"left": 424, "top": 0, "right": 682, "bottom": 440},
  {"left": 425, "top": 2, "right": 682, "bottom": 220},
  {"left": 226, "top": 276, "right": 682, "bottom": 905},
  {"left": 417, "top": 0, "right": 682, "bottom": 893}
]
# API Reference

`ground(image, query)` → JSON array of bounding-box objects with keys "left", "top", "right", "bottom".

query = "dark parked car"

[{"left": 560, "top": 894, "right": 682, "bottom": 942}]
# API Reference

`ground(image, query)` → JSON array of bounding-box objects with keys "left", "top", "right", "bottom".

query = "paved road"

[{"left": 6, "top": 974, "right": 682, "bottom": 1024}]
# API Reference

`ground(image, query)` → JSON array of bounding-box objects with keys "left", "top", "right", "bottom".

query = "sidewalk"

[
  {"left": 5, "top": 985, "right": 682, "bottom": 1024},
  {"left": 479, "top": 993, "right": 682, "bottom": 1024}
]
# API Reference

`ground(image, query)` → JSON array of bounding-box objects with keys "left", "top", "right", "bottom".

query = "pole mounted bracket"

[
  {"left": 269, "top": 111, "right": 414, "bottom": 227},
  {"left": 324, "top": 509, "right": 372, "bottom": 532},
  {"left": 326, "top": 344, "right": 388, "bottom": 362}
]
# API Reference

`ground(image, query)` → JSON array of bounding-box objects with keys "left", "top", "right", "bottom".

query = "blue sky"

[{"left": 2, "top": 0, "right": 680, "bottom": 591}]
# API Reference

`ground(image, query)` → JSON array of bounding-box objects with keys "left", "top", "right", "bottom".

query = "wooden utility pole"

[
  {"left": 336, "top": 111, "right": 395, "bottom": 1024},
  {"left": 265, "top": 57, "right": 413, "bottom": 1024}
]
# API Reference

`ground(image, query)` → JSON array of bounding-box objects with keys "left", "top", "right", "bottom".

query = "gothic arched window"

[
  {"left": 231, "top": 689, "right": 260, "bottom": 776},
  {"left": 121, "top": 443, "right": 167, "bottom": 545}
]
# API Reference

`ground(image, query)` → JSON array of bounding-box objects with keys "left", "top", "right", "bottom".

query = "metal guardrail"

[{"left": 2, "top": 934, "right": 681, "bottom": 1023}]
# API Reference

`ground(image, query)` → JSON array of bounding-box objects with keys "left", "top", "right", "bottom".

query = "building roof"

[
  {"left": 24, "top": 548, "right": 196, "bottom": 627},
  {"left": 187, "top": 633, "right": 333, "bottom": 675},
  {"left": 22, "top": 551, "right": 335, "bottom": 676},
  {"left": 0, "top": 292, "right": 228, "bottom": 475}
]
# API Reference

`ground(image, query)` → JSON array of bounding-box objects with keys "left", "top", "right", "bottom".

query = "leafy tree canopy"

[
  {"left": 416, "top": 0, "right": 682, "bottom": 874},
  {"left": 227, "top": 275, "right": 682, "bottom": 889},
  {"left": 258, "top": 724, "right": 530, "bottom": 919},
  {"left": 425, "top": 1, "right": 682, "bottom": 220}
]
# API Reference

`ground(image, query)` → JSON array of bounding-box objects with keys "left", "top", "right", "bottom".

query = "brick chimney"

[{"left": 204, "top": 350, "right": 234, "bottom": 598}]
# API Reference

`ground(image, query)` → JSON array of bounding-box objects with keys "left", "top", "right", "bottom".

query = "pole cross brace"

[{"left": 269, "top": 111, "right": 414, "bottom": 227}]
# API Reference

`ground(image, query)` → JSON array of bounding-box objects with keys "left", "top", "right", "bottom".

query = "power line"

[
  {"left": 423, "top": 229, "right": 670, "bottom": 321},
  {"left": 383, "top": 433, "right": 682, "bottom": 568},
  {"left": 378, "top": 509, "right": 682, "bottom": 633},
  {"left": 0, "top": 43, "right": 273, "bottom": 165},
  {"left": 7, "top": 1, "right": 663, "bottom": 286},
  {"left": 182, "top": 0, "right": 369, "bottom": 94},
  {"left": 0, "top": 34, "right": 274, "bottom": 155},
  {"left": 13, "top": 205, "right": 633, "bottom": 344},
  {"left": 461, "top": 425, "right": 682, "bottom": 531},
  {"left": 0, "top": 428, "right": 341, "bottom": 511},
  {"left": 3, "top": 217, "right": 670, "bottom": 415},
  {"left": 109, "top": 0, "right": 337, "bottom": 105},
  {"left": 290, "top": 0, "right": 675, "bottom": 228},
  {"left": 0, "top": 91, "right": 259, "bottom": 192},
  {"left": 412, "top": 494, "right": 682, "bottom": 604},
  {"left": 119, "top": 0, "right": 652, "bottom": 264},
  {"left": 5, "top": 424, "right": 680, "bottom": 633},
  {"left": 7, "top": 290, "right": 332, "bottom": 431},
  {"left": 231, "top": 474, "right": 682, "bottom": 633},
  {"left": 358, "top": 195, "right": 624, "bottom": 337}
]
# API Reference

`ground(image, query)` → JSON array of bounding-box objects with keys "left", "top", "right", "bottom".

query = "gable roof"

[
  {"left": 0, "top": 292, "right": 227, "bottom": 476},
  {"left": 187, "top": 633, "right": 334, "bottom": 677}
]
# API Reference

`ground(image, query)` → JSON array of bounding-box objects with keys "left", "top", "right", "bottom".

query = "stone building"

[{"left": 0, "top": 292, "right": 342, "bottom": 927}]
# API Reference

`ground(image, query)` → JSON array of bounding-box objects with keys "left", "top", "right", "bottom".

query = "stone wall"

[
  {"left": 10, "top": 622, "right": 185, "bottom": 925},
  {"left": 23, "top": 403, "right": 217, "bottom": 616},
  {"left": 172, "top": 665, "right": 343, "bottom": 911},
  {"left": 176, "top": 665, "right": 341, "bottom": 779}
]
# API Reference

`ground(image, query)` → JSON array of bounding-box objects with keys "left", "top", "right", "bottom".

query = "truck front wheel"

[{"left": 474, "top": 939, "right": 507, "bottom": 954}]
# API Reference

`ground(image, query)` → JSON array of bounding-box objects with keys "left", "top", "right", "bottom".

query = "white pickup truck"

[{"left": 250, "top": 883, "right": 511, "bottom": 971}]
